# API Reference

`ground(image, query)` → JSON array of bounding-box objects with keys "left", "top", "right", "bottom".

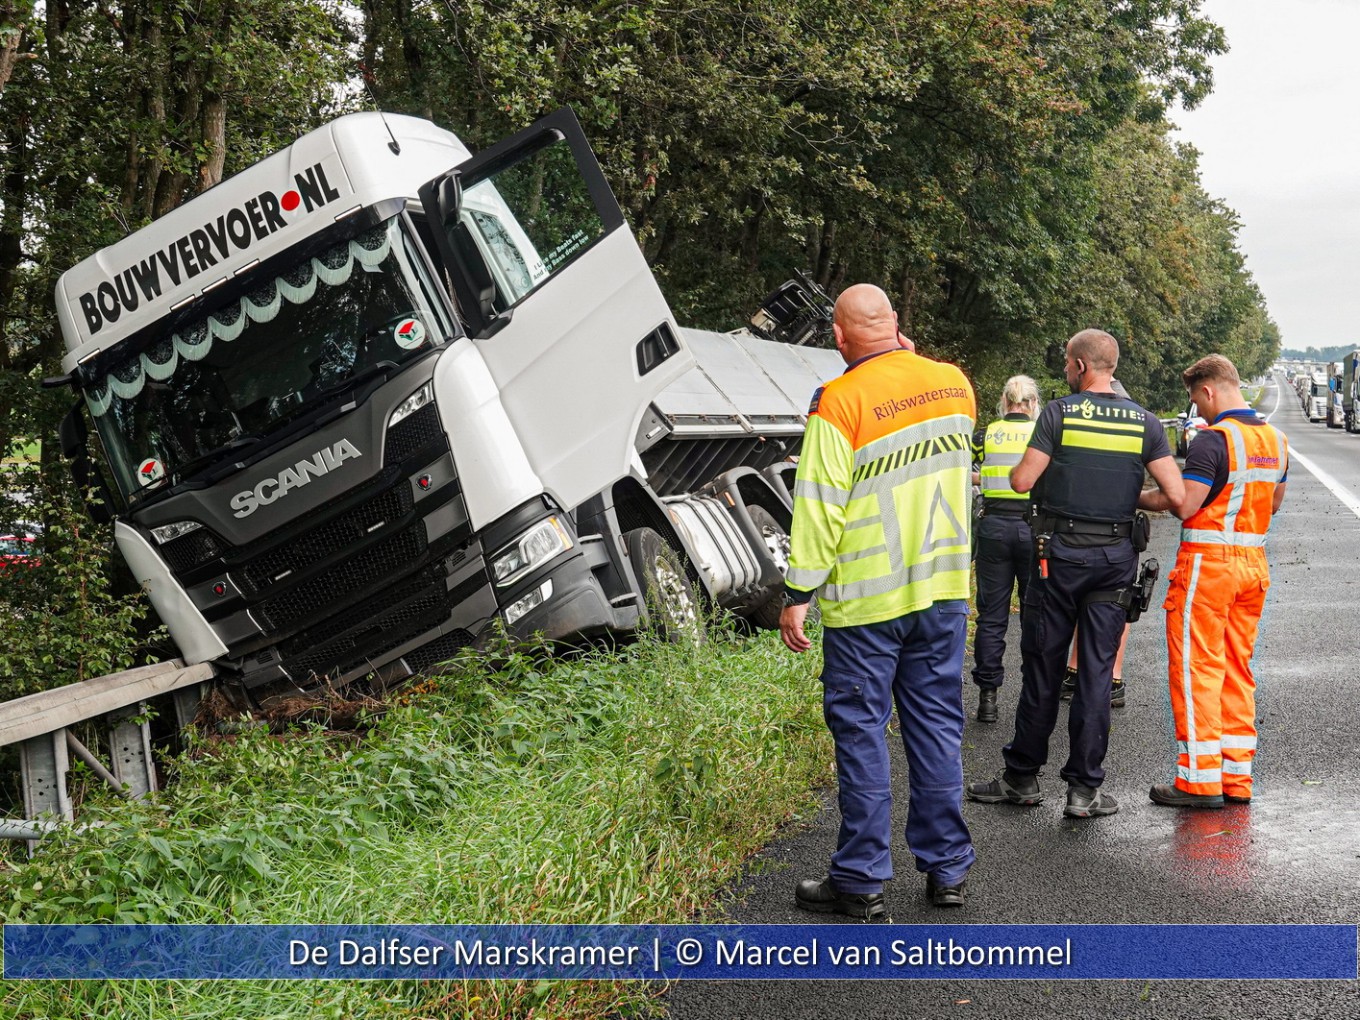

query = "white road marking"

[
  {"left": 1261, "top": 374, "right": 1360, "bottom": 518},
  {"left": 1285, "top": 447, "right": 1360, "bottom": 520},
  {"left": 1263, "top": 378, "right": 1279, "bottom": 422}
]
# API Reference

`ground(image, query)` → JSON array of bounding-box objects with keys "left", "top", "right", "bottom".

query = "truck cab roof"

[{"left": 56, "top": 113, "right": 472, "bottom": 372}]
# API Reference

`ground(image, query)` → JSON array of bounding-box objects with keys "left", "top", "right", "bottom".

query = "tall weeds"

[{"left": 1, "top": 627, "right": 828, "bottom": 1018}]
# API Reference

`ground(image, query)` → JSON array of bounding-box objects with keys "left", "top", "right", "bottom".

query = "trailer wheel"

[
  {"left": 626, "top": 527, "right": 704, "bottom": 644},
  {"left": 746, "top": 506, "right": 792, "bottom": 630}
]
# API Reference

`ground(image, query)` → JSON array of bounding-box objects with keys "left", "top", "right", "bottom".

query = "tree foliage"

[{"left": 358, "top": 0, "right": 1270, "bottom": 407}]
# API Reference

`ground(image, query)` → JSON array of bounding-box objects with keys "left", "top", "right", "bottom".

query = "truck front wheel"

[{"left": 626, "top": 527, "right": 704, "bottom": 644}]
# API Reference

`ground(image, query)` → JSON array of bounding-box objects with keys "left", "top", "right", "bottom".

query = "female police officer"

[{"left": 971, "top": 375, "right": 1040, "bottom": 723}]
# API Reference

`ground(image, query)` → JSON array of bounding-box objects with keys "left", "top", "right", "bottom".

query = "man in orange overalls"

[{"left": 1138, "top": 355, "right": 1287, "bottom": 808}]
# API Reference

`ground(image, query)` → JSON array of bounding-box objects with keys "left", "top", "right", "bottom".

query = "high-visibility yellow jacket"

[
  {"left": 786, "top": 349, "right": 976, "bottom": 627},
  {"left": 973, "top": 416, "right": 1036, "bottom": 503}
]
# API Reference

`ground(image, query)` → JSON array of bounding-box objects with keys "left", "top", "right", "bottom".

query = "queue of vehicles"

[{"left": 1279, "top": 356, "right": 1360, "bottom": 432}]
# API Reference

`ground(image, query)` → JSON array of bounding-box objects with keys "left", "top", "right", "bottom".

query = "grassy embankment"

[{"left": 0, "top": 628, "right": 828, "bottom": 1019}]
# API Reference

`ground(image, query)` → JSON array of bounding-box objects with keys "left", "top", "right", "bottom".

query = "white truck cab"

[{"left": 52, "top": 110, "right": 840, "bottom": 702}]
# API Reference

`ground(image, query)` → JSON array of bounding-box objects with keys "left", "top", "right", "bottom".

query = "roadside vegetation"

[{"left": 1, "top": 628, "right": 828, "bottom": 1018}]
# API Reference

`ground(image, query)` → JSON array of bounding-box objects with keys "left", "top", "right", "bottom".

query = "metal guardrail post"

[
  {"left": 108, "top": 704, "right": 158, "bottom": 798},
  {"left": 64, "top": 730, "right": 126, "bottom": 795},
  {"left": 19, "top": 730, "right": 73, "bottom": 854},
  {"left": 1, "top": 661, "right": 216, "bottom": 841}
]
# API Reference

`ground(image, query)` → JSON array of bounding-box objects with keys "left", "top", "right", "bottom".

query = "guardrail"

[{"left": 0, "top": 660, "right": 216, "bottom": 847}]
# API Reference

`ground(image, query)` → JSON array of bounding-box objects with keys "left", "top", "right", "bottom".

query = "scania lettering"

[
  {"left": 230, "top": 439, "right": 362, "bottom": 517},
  {"left": 51, "top": 109, "right": 842, "bottom": 703}
]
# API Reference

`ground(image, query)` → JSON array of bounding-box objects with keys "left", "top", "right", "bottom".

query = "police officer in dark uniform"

[{"left": 966, "top": 330, "right": 1184, "bottom": 818}]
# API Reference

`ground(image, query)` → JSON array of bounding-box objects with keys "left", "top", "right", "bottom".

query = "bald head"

[
  {"left": 833, "top": 284, "right": 902, "bottom": 363},
  {"left": 1067, "top": 329, "right": 1119, "bottom": 373}
]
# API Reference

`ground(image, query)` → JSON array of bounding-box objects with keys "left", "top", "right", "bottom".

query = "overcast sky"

[{"left": 1171, "top": 0, "right": 1360, "bottom": 350}]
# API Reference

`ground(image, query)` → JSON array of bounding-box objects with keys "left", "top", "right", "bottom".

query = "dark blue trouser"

[
  {"left": 971, "top": 511, "right": 1033, "bottom": 689},
  {"left": 1003, "top": 535, "right": 1136, "bottom": 789},
  {"left": 821, "top": 601, "right": 976, "bottom": 892}
]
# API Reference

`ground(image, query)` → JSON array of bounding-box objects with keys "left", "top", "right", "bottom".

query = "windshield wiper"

[
  {"left": 284, "top": 360, "right": 400, "bottom": 425},
  {"left": 172, "top": 434, "right": 265, "bottom": 485},
  {"left": 158, "top": 361, "right": 401, "bottom": 490}
]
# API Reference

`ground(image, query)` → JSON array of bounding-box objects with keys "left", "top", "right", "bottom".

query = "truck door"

[{"left": 420, "top": 108, "right": 693, "bottom": 511}]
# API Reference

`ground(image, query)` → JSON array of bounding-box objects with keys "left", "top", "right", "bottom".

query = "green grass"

[{"left": 1, "top": 628, "right": 829, "bottom": 1019}]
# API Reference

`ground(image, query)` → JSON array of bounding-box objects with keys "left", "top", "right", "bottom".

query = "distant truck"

[
  {"left": 1342, "top": 352, "right": 1360, "bottom": 432},
  {"left": 48, "top": 109, "right": 857, "bottom": 707},
  {"left": 1301, "top": 368, "right": 1328, "bottom": 423},
  {"left": 1327, "top": 362, "right": 1346, "bottom": 428}
]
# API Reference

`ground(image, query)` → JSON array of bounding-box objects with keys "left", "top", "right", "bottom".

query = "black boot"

[
  {"left": 976, "top": 687, "right": 998, "bottom": 723},
  {"left": 795, "top": 877, "right": 886, "bottom": 919}
]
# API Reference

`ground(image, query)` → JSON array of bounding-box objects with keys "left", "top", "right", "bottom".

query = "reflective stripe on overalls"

[{"left": 1164, "top": 417, "right": 1285, "bottom": 797}]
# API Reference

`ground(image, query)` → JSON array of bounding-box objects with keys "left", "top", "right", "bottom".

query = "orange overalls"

[{"left": 1162, "top": 416, "right": 1285, "bottom": 799}]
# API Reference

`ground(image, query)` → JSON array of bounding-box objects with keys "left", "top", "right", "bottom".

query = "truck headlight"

[
  {"left": 504, "top": 580, "right": 553, "bottom": 625},
  {"left": 492, "top": 517, "right": 573, "bottom": 586},
  {"left": 149, "top": 520, "right": 203, "bottom": 545},
  {"left": 388, "top": 382, "right": 435, "bottom": 427}
]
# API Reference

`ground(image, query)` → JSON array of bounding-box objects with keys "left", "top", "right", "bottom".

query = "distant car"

[
  {"left": 1172, "top": 401, "right": 1207, "bottom": 458},
  {"left": 0, "top": 532, "right": 38, "bottom": 572}
]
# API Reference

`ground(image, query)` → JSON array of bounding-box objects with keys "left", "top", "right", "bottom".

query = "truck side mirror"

[{"left": 434, "top": 172, "right": 461, "bottom": 224}]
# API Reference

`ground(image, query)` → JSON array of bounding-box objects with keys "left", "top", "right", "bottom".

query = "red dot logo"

[{"left": 281, "top": 190, "right": 301, "bottom": 212}]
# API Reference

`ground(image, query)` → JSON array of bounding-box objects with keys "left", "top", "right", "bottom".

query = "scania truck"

[{"left": 50, "top": 109, "right": 849, "bottom": 703}]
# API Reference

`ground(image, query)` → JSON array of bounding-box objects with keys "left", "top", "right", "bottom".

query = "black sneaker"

[
  {"left": 794, "top": 877, "right": 885, "bottom": 919},
  {"left": 976, "top": 687, "right": 998, "bottom": 723},
  {"left": 1149, "top": 784, "right": 1224, "bottom": 809},
  {"left": 966, "top": 768, "right": 1043, "bottom": 805},
  {"left": 926, "top": 875, "right": 967, "bottom": 908},
  {"left": 1064, "top": 783, "right": 1119, "bottom": 817},
  {"left": 1059, "top": 667, "right": 1077, "bottom": 701},
  {"left": 1111, "top": 679, "right": 1126, "bottom": 707}
]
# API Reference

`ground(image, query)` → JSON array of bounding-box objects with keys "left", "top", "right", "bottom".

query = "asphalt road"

[{"left": 669, "top": 374, "right": 1360, "bottom": 1019}]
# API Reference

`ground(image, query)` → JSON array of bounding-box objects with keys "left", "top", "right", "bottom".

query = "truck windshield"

[{"left": 81, "top": 216, "right": 453, "bottom": 498}]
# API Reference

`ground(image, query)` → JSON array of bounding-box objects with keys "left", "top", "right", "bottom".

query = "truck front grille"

[
  {"left": 256, "top": 523, "right": 427, "bottom": 631},
  {"left": 238, "top": 484, "right": 412, "bottom": 596},
  {"left": 384, "top": 404, "right": 442, "bottom": 464},
  {"left": 278, "top": 566, "right": 487, "bottom": 683},
  {"left": 161, "top": 527, "right": 225, "bottom": 573},
  {"left": 403, "top": 628, "right": 476, "bottom": 675}
]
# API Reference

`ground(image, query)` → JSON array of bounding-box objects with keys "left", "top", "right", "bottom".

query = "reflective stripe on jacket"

[
  {"left": 786, "top": 350, "right": 976, "bottom": 627},
  {"left": 1180, "top": 418, "right": 1286, "bottom": 549},
  {"left": 1039, "top": 393, "right": 1149, "bottom": 523},
  {"left": 974, "top": 417, "right": 1035, "bottom": 501}
]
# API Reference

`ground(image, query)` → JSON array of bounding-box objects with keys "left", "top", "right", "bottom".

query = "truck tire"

[
  {"left": 746, "top": 505, "right": 792, "bottom": 630},
  {"left": 626, "top": 527, "right": 704, "bottom": 644}
]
